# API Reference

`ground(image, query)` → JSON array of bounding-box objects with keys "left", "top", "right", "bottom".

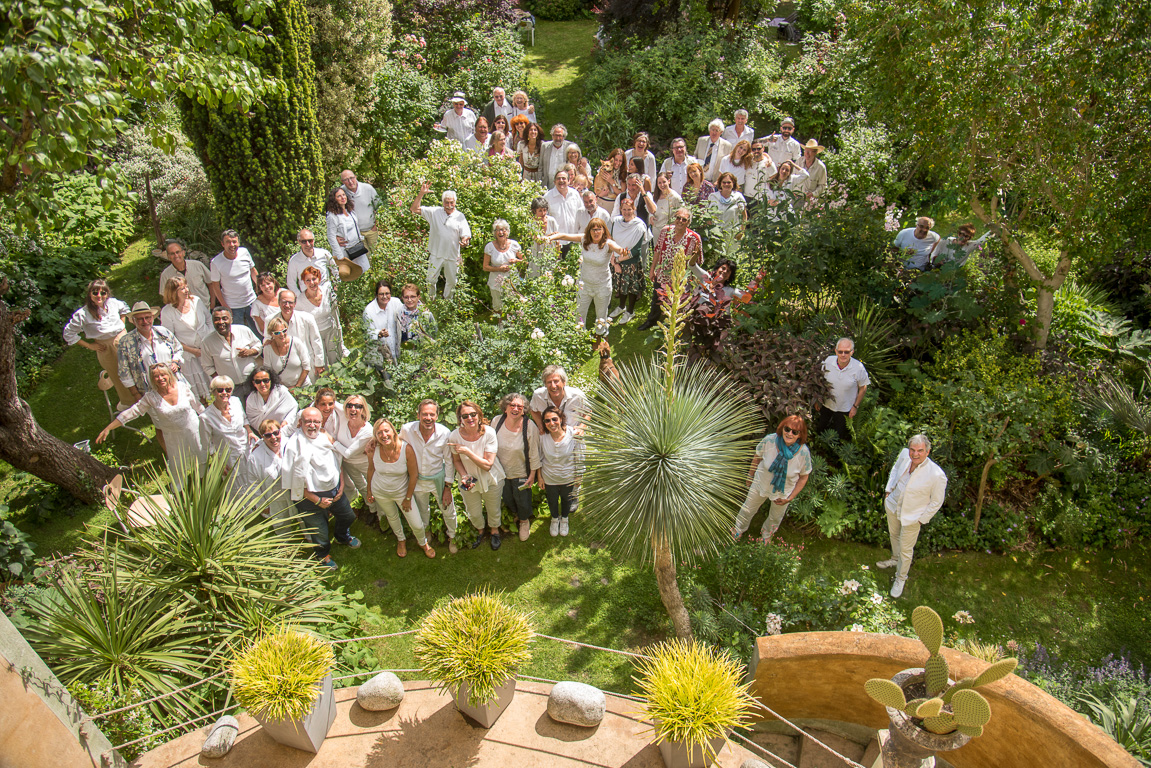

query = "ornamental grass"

[{"left": 230, "top": 629, "right": 334, "bottom": 722}]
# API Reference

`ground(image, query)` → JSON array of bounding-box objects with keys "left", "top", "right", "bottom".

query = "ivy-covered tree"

[{"left": 180, "top": 0, "right": 324, "bottom": 262}]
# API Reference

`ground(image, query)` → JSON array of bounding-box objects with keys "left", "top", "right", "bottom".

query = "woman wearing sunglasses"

[
  {"left": 448, "top": 400, "right": 505, "bottom": 551},
  {"left": 243, "top": 418, "right": 293, "bottom": 531},
  {"left": 333, "top": 395, "right": 373, "bottom": 509},
  {"left": 63, "top": 278, "right": 136, "bottom": 409},
  {"left": 200, "top": 375, "right": 252, "bottom": 471},
  {"left": 732, "top": 415, "right": 812, "bottom": 542}
]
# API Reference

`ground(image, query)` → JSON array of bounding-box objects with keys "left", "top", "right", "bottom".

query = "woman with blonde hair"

[
  {"left": 366, "top": 418, "right": 434, "bottom": 558},
  {"left": 250, "top": 272, "right": 281, "bottom": 335},
  {"left": 333, "top": 395, "right": 373, "bottom": 508},
  {"left": 160, "top": 276, "right": 212, "bottom": 400},
  {"left": 242, "top": 417, "right": 293, "bottom": 531},
  {"left": 264, "top": 315, "right": 311, "bottom": 391},
  {"left": 565, "top": 144, "right": 592, "bottom": 183},
  {"left": 63, "top": 278, "right": 135, "bottom": 408},
  {"left": 547, "top": 217, "right": 630, "bottom": 326},
  {"left": 200, "top": 374, "right": 250, "bottom": 470}
]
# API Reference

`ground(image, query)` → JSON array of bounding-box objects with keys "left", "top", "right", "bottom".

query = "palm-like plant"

[{"left": 583, "top": 247, "right": 761, "bottom": 639}]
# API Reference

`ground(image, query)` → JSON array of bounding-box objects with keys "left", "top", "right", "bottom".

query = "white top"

[
  {"left": 743, "top": 158, "right": 778, "bottom": 200},
  {"left": 708, "top": 191, "right": 747, "bottom": 229},
  {"left": 442, "top": 107, "right": 478, "bottom": 143},
  {"left": 530, "top": 215, "right": 559, "bottom": 264},
  {"left": 540, "top": 426, "right": 583, "bottom": 486},
  {"left": 484, "top": 239, "right": 522, "bottom": 287},
  {"left": 334, "top": 419, "right": 373, "bottom": 473},
  {"left": 766, "top": 134, "right": 803, "bottom": 167},
  {"left": 201, "top": 325, "right": 263, "bottom": 384},
  {"left": 801, "top": 158, "right": 828, "bottom": 198},
  {"left": 580, "top": 242, "right": 614, "bottom": 286},
  {"left": 296, "top": 283, "right": 338, "bottom": 332},
  {"left": 650, "top": 189, "right": 683, "bottom": 234},
  {"left": 251, "top": 297, "right": 280, "bottom": 332},
  {"left": 822, "top": 355, "right": 870, "bottom": 413},
  {"left": 624, "top": 148, "right": 657, "bottom": 181},
  {"left": 243, "top": 440, "right": 288, "bottom": 504},
  {"left": 282, "top": 430, "right": 342, "bottom": 499},
  {"left": 159, "top": 260, "right": 212, "bottom": 306},
  {"left": 540, "top": 140, "right": 572, "bottom": 188},
  {"left": 341, "top": 181, "right": 379, "bottom": 232},
  {"left": 160, "top": 297, "right": 211, "bottom": 348},
  {"left": 63, "top": 298, "right": 129, "bottom": 344},
  {"left": 931, "top": 232, "right": 991, "bottom": 268},
  {"left": 209, "top": 249, "right": 257, "bottom": 309},
  {"left": 449, "top": 426, "right": 505, "bottom": 493},
  {"left": 721, "top": 124, "right": 755, "bottom": 146},
  {"left": 893, "top": 228, "right": 941, "bottom": 270},
  {"left": 362, "top": 297, "right": 403, "bottom": 363},
  {"left": 419, "top": 206, "right": 472, "bottom": 263},
  {"left": 611, "top": 216, "right": 651, "bottom": 252},
  {"left": 286, "top": 248, "right": 338, "bottom": 298},
  {"left": 327, "top": 211, "right": 367, "bottom": 267},
  {"left": 246, "top": 385, "right": 299, "bottom": 432},
  {"left": 574, "top": 205, "right": 612, "bottom": 235},
  {"left": 369, "top": 444, "right": 412, "bottom": 501},
  {"left": 750, "top": 434, "right": 813, "bottom": 500},
  {"left": 461, "top": 133, "right": 491, "bottom": 153},
  {"left": 690, "top": 263, "right": 744, "bottom": 303},
  {"left": 400, "top": 421, "right": 456, "bottom": 491},
  {"left": 264, "top": 338, "right": 311, "bottom": 386},
  {"left": 717, "top": 156, "right": 748, "bottom": 187},
  {"left": 543, "top": 187, "right": 582, "bottom": 236},
  {"left": 318, "top": 406, "right": 345, "bottom": 438},
  {"left": 495, "top": 416, "right": 542, "bottom": 478},
  {"left": 885, "top": 449, "right": 948, "bottom": 525},
  {"left": 200, "top": 396, "right": 250, "bottom": 468},
  {"left": 659, "top": 155, "right": 699, "bottom": 194},
  {"left": 530, "top": 384, "right": 588, "bottom": 427},
  {"left": 264, "top": 311, "right": 325, "bottom": 369}
]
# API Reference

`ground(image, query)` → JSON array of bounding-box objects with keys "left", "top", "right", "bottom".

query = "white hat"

[
  {"left": 451, "top": 92, "right": 467, "bottom": 104},
  {"left": 127, "top": 301, "right": 160, "bottom": 318}
]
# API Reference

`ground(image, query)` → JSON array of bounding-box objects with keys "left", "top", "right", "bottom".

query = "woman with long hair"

[
  {"left": 547, "top": 217, "right": 630, "bottom": 326},
  {"left": 518, "top": 122, "right": 545, "bottom": 184},
  {"left": 493, "top": 392, "right": 541, "bottom": 540},
  {"left": 448, "top": 400, "right": 506, "bottom": 550},
  {"left": 650, "top": 171, "right": 684, "bottom": 234},
  {"left": 325, "top": 185, "right": 370, "bottom": 274},
  {"left": 296, "top": 265, "right": 343, "bottom": 368},
  {"left": 538, "top": 405, "right": 583, "bottom": 537},
  {"left": 594, "top": 148, "right": 626, "bottom": 209},
  {"left": 160, "top": 276, "right": 212, "bottom": 401},
  {"left": 366, "top": 418, "right": 433, "bottom": 558},
  {"left": 681, "top": 162, "right": 716, "bottom": 205},
  {"left": 244, "top": 365, "right": 298, "bottom": 438},
  {"left": 63, "top": 278, "right": 135, "bottom": 408},
  {"left": 333, "top": 395, "right": 373, "bottom": 508},
  {"left": 251, "top": 272, "right": 281, "bottom": 335},
  {"left": 624, "top": 131, "right": 657, "bottom": 180}
]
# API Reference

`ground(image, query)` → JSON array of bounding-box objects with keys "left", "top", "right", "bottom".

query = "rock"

[
  {"left": 357, "top": 671, "right": 405, "bottom": 711},
  {"left": 201, "top": 715, "right": 239, "bottom": 759},
  {"left": 547, "top": 681, "right": 605, "bottom": 727},
  {"left": 566, "top": 608, "right": 579, "bottom": 619},
  {"left": 741, "top": 759, "right": 771, "bottom": 768}
]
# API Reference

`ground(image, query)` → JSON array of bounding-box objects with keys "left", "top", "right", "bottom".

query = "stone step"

[
  {"left": 745, "top": 730, "right": 800, "bottom": 767},
  {"left": 797, "top": 729, "right": 867, "bottom": 768}
]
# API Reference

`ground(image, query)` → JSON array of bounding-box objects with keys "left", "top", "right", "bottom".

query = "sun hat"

[
  {"left": 801, "top": 139, "right": 825, "bottom": 154},
  {"left": 126, "top": 300, "right": 160, "bottom": 318},
  {"left": 451, "top": 92, "right": 467, "bottom": 104}
]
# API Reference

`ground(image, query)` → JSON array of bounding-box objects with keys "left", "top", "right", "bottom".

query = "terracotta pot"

[
  {"left": 454, "top": 677, "right": 516, "bottom": 728},
  {"left": 253, "top": 673, "right": 337, "bottom": 753},
  {"left": 881, "top": 669, "right": 972, "bottom": 767}
]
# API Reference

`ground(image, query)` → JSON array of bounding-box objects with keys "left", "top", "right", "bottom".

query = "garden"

[{"left": 2, "top": 0, "right": 1151, "bottom": 763}]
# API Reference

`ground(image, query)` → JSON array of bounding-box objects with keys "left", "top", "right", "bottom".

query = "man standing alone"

[
  {"left": 815, "top": 338, "right": 869, "bottom": 442},
  {"left": 879, "top": 434, "right": 947, "bottom": 598}
]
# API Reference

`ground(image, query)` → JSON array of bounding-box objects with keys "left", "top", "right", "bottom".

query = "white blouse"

[
  {"left": 160, "top": 298, "right": 211, "bottom": 348},
  {"left": 201, "top": 396, "right": 250, "bottom": 468},
  {"left": 297, "top": 284, "right": 338, "bottom": 332},
  {"left": 448, "top": 426, "right": 505, "bottom": 493},
  {"left": 540, "top": 426, "right": 584, "bottom": 486},
  {"left": 63, "top": 298, "right": 130, "bottom": 344}
]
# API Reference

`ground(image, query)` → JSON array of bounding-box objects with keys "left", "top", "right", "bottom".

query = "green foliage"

[
  {"left": 67, "top": 678, "right": 164, "bottom": 761},
  {"left": 635, "top": 639, "right": 756, "bottom": 760},
  {"left": 361, "top": 37, "right": 441, "bottom": 175},
  {"left": 716, "top": 329, "right": 831, "bottom": 425},
  {"left": 42, "top": 173, "right": 137, "bottom": 253},
  {"left": 231, "top": 629, "right": 335, "bottom": 721},
  {"left": 822, "top": 116, "right": 908, "bottom": 203},
  {"left": 1080, "top": 694, "right": 1151, "bottom": 767},
  {"left": 1084, "top": 244, "right": 1151, "bottom": 328},
  {"left": 708, "top": 538, "right": 800, "bottom": 611},
  {"left": 0, "top": 516, "right": 36, "bottom": 580},
  {"left": 578, "top": 90, "right": 638, "bottom": 163},
  {"left": 1053, "top": 279, "right": 1151, "bottom": 366},
  {"left": 180, "top": 0, "right": 324, "bottom": 262},
  {"left": 524, "top": 0, "right": 590, "bottom": 20},
  {"left": 414, "top": 591, "right": 534, "bottom": 708}
]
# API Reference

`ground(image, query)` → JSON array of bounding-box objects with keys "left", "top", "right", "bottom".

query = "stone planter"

[
  {"left": 253, "top": 673, "right": 337, "bottom": 753},
  {"left": 881, "top": 669, "right": 972, "bottom": 768},
  {"left": 653, "top": 720, "right": 730, "bottom": 768},
  {"left": 454, "top": 677, "right": 516, "bottom": 728}
]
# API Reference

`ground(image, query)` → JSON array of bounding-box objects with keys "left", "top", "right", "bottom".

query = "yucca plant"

[
  {"left": 230, "top": 629, "right": 335, "bottom": 722},
  {"left": 635, "top": 639, "right": 757, "bottom": 762},
  {"left": 413, "top": 591, "right": 534, "bottom": 708}
]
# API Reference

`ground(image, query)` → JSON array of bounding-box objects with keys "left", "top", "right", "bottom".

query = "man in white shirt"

[
  {"left": 766, "top": 117, "right": 803, "bottom": 168},
  {"left": 208, "top": 229, "right": 259, "bottom": 333},
  {"left": 339, "top": 170, "right": 380, "bottom": 252},
  {"left": 201, "top": 307, "right": 262, "bottom": 400},
  {"left": 879, "top": 434, "right": 948, "bottom": 597},
  {"left": 461, "top": 117, "right": 491, "bottom": 153},
  {"left": 410, "top": 182, "right": 472, "bottom": 300},
  {"left": 722, "top": 109, "right": 755, "bottom": 146},
  {"left": 540, "top": 125, "right": 572, "bottom": 190},
  {"left": 743, "top": 140, "right": 777, "bottom": 212},
  {"left": 266, "top": 290, "right": 326, "bottom": 378},
  {"left": 574, "top": 189, "right": 611, "bottom": 234},
  {"left": 285, "top": 229, "right": 337, "bottom": 298},
  {"left": 436, "top": 92, "right": 477, "bottom": 144},
  {"left": 544, "top": 171, "right": 582, "bottom": 237},
  {"left": 893, "top": 217, "right": 942, "bottom": 270},
  {"left": 282, "top": 406, "right": 361, "bottom": 570},
  {"left": 694, "top": 120, "right": 732, "bottom": 182},
  {"left": 815, "top": 337, "right": 870, "bottom": 442},
  {"left": 798, "top": 139, "right": 828, "bottom": 200},
  {"left": 612, "top": 173, "right": 653, "bottom": 226},
  {"left": 659, "top": 138, "right": 698, "bottom": 194},
  {"left": 401, "top": 399, "right": 460, "bottom": 553},
  {"left": 481, "top": 87, "right": 515, "bottom": 126},
  {"left": 159, "top": 239, "right": 212, "bottom": 306},
  {"left": 530, "top": 365, "right": 588, "bottom": 430}
]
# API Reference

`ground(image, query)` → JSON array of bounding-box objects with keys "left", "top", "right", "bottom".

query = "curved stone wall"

[{"left": 749, "top": 632, "right": 1138, "bottom": 768}]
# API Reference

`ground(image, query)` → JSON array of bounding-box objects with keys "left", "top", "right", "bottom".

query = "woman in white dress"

[
  {"left": 297, "top": 266, "right": 342, "bottom": 367},
  {"left": 264, "top": 316, "right": 311, "bottom": 391},
  {"left": 242, "top": 417, "right": 293, "bottom": 532},
  {"left": 482, "top": 219, "right": 523, "bottom": 312},
  {"left": 326, "top": 186, "right": 369, "bottom": 274},
  {"left": 96, "top": 363, "right": 206, "bottom": 491},
  {"left": 244, "top": 365, "right": 298, "bottom": 439},
  {"left": 63, "top": 278, "right": 135, "bottom": 408},
  {"left": 251, "top": 272, "right": 281, "bottom": 335},
  {"left": 200, "top": 374, "right": 251, "bottom": 471},
  {"left": 547, "top": 218, "right": 631, "bottom": 326},
  {"left": 160, "top": 276, "right": 212, "bottom": 401},
  {"left": 366, "top": 418, "right": 433, "bottom": 558},
  {"left": 650, "top": 171, "right": 684, "bottom": 235},
  {"left": 708, "top": 172, "right": 748, "bottom": 259},
  {"left": 449, "top": 400, "right": 506, "bottom": 551},
  {"left": 717, "top": 140, "right": 752, "bottom": 190},
  {"left": 333, "top": 395, "right": 373, "bottom": 507}
]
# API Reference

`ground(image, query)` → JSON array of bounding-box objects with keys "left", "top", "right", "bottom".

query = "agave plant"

[
  {"left": 413, "top": 591, "right": 533, "bottom": 708},
  {"left": 583, "top": 246, "right": 761, "bottom": 639},
  {"left": 230, "top": 628, "right": 335, "bottom": 722},
  {"left": 636, "top": 639, "right": 757, "bottom": 761},
  {"left": 865, "top": 606, "right": 1018, "bottom": 738}
]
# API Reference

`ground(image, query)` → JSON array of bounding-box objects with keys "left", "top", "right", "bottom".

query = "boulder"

[
  {"left": 357, "top": 671, "right": 405, "bottom": 711},
  {"left": 201, "top": 715, "right": 239, "bottom": 759},
  {"left": 547, "top": 681, "right": 605, "bottom": 727}
]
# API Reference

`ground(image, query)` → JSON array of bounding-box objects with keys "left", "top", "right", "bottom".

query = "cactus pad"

[
  {"left": 912, "top": 606, "right": 944, "bottom": 654},
  {"left": 942, "top": 677, "right": 974, "bottom": 704},
  {"left": 913, "top": 698, "right": 944, "bottom": 718},
  {"left": 865, "top": 678, "right": 907, "bottom": 709},
  {"left": 973, "top": 657, "right": 1018, "bottom": 688},
  {"left": 925, "top": 653, "right": 950, "bottom": 697},
  {"left": 921, "top": 713, "right": 957, "bottom": 734},
  {"left": 956, "top": 724, "right": 984, "bottom": 738},
  {"left": 951, "top": 689, "right": 992, "bottom": 727}
]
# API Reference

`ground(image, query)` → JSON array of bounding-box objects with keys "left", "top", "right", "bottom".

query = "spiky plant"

[
  {"left": 231, "top": 628, "right": 335, "bottom": 722},
  {"left": 864, "top": 606, "right": 1018, "bottom": 737},
  {"left": 582, "top": 246, "right": 761, "bottom": 639},
  {"left": 414, "top": 591, "right": 534, "bottom": 708},
  {"left": 636, "top": 639, "right": 757, "bottom": 761}
]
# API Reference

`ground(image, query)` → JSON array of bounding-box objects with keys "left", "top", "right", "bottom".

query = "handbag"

[{"left": 344, "top": 241, "right": 369, "bottom": 260}]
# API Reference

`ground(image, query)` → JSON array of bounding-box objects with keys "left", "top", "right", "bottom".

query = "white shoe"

[
  {"left": 619, "top": 311, "right": 633, "bottom": 323},
  {"left": 550, "top": 518, "right": 560, "bottom": 537},
  {"left": 876, "top": 558, "right": 897, "bottom": 569},
  {"left": 890, "top": 577, "right": 906, "bottom": 598},
  {"left": 560, "top": 518, "right": 569, "bottom": 536},
  {"left": 609, "top": 307, "right": 625, "bottom": 319}
]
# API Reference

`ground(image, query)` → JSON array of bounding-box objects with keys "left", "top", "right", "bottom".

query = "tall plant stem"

[{"left": 653, "top": 538, "right": 692, "bottom": 640}]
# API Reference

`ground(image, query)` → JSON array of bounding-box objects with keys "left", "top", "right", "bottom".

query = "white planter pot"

[
  {"left": 654, "top": 720, "right": 730, "bottom": 768},
  {"left": 454, "top": 677, "right": 516, "bottom": 728},
  {"left": 254, "top": 673, "right": 337, "bottom": 753}
]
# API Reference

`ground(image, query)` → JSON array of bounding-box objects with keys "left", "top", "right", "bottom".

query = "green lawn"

[{"left": 524, "top": 20, "right": 599, "bottom": 133}]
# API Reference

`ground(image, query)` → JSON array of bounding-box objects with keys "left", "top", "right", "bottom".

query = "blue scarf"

[{"left": 769, "top": 433, "right": 800, "bottom": 494}]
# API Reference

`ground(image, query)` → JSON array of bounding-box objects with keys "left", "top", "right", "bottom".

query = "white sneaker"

[
  {"left": 609, "top": 307, "right": 625, "bottom": 319},
  {"left": 560, "top": 518, "right": 569, "bottom": 536},
  {"left": 876, "top": 558, "right": 897, "bottom": 569},
  {"left": 550, "top": 518, "right": 560, "bottom": 537},
  {"left": 619, "top": 311, "right": 633, "bottom": 323},
  {"left": 890, "top": 577, "right": 906, "bottom": 598}
]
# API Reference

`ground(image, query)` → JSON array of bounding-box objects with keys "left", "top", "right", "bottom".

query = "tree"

[
  {"left": 582, "top": 251, "right": 760, "bottom": 639},
  {"left": 180, "top": 0, "right": 324, "bottom": 262},
  {"left": 847, "top": 0, "right": 1151, "bottom": 349}
]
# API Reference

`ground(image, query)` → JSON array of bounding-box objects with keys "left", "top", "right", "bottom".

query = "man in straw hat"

[
  {"left": 116, "top": 301, "right": 183, "bottom": 403},
  {"left": 435, "top": 91, "right": 477, "bottom": 145},
  {"left": 800, "top": 138, "right": 828, "bottom": 199}
]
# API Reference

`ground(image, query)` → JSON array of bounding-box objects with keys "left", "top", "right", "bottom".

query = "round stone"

[
  {"left": 357, "top": 671, "right": 405, "bottom": 711},
  {"left": 547, "top": 681, "right": 606, "bottom": 727},
  {"left": 201, "top": 715, "right": 239, "bottom": 759}
]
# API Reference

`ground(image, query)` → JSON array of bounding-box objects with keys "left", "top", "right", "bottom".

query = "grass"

[{"left": 524, "top": 20, "right": 599, "bottom": 133}]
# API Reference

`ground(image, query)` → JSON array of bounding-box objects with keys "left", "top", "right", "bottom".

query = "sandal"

[
  {"left": 423, "top": 543, "right": 436, "bottom": 559},
  {"left": 396, "top": 539, "right": 407, "bottom": 558}
]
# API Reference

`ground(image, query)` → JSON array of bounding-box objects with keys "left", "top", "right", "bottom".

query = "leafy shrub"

[
  {"left": 0, "top": 516, "right": 36, "bottom": 580},
  {"left": 1084, "top": 243, "right": 1151, "bottom": 328},
  {"left": 822, "top": 115, "right": 909, "bottom": 203},
  {"left": 43, "top": 172, "right": 136, "bottom": 253},
  {"left": 1051, "top": 279, "right": 1151, "bottom": 367},
  {"left": 716, "top": 329, "right": 831, "bottom": 424},
  {"left": 524, "top": 0, "right": 590, "bottom": 20},
  {"left": 579, "top": 90, "right": 639, "bottom": 163},
  {"left": 1018, "top": 644, "right": 1151, "bottom": 735},
  {"left": 703, "top": 538, "right": 801, "bottom": 610},
  {"left": 67, "top": 678, "right": 163, "bottom": 761}
]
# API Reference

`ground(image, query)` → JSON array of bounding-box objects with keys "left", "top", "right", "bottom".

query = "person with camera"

[{"left": 448, "top": 401, "right": 506, "bottom": 551}]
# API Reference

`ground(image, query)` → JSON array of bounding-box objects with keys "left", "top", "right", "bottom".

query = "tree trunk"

[
  {"left": 653, "top": 540, "right": 692, "bottom": 640},
  {"left": 144, "top": 172, "right": 165, "bottom": 251},
  {"left": 973, "top": 417, "right": 1010, "bottom": 533},
  {"left": 0, "top": 291, "right": 117, "bottom": 504}
]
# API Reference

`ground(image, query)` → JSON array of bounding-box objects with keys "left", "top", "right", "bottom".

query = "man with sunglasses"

[
  {"left": 743, "top": 140, "right": 777, "bottom": 217},
  {"left": 283, "top": 406, "right": 362, "bottom": 570},
  {"left": 286, "top": 229, "right": 338, "bottom": 298},
  {"left": 814, "top": 337, "right": 870, "bottom": 443}
]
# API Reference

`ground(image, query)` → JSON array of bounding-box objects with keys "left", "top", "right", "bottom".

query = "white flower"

[
  {"left": 869, "top": 593, "right": 884, "bottom": 605},
  {"left": 953, "top": 610, "right": 974, "bottom": 625},
  {"left": 850, "top": 624, "right": 865, "bottom": 633},
  {"left": 593, "top": 318, "right": 612, "bottom": 337},
  {"left": 551, "top": 348, "right": 561, "bottom": 357},
  {"left": 545, "top": 270, "right": 554, "bottom": 279},
  {"left": 839, "top": 579, "right": 861, "bottom": 595},
  {"left": 764, "top": 613, "right": 783, "bottom": 636},
  {"left": 560, "top": 274, "right": 574, "bottom": 287},
  {"left": 860, "top": 565, "right": 870, "bottom": 570},
  {"left": 577, "top": 280, "right": 585, "bottom": 289},
  {"left": 530, "top": 328, "right": 545, "bottom": 340}
]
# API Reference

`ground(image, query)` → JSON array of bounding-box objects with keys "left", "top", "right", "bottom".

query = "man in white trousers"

[{"left": 878, "top": 434, "right": 948, "bottom": 598}]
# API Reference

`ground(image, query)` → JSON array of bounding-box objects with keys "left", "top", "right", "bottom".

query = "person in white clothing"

[
  {"left": 250, "top": 272, "right": 282, "bottom": 335},
  {"left": 311, "top": 388, "right": 346, "bottom": 439},
  {"left": 574, "top": 188, "right": 612, "bottom": 234},
  {"left": 527, "top": 197, "right": 559, "bottom": 277},
  {"left": 799, "top": 139, "right": 828, "bottom": 200},
  {"left": 332, "top": 395, "right": 373, "bottom": 507},
  {"left": 481, "top": 87, "right": 516, "bottom": 125},
  {"left": 160, "top": 276, "right": 212, "bottom": 401},
  {"left": 721, "top": 109, "right": 755, "bottom": 147},
  {"left": 815, "top": 337, "right": 870, "bottom": 442},
  {"left": 732, "top": 415, "right": 812, "bottom": 541},
  {"left": 263, "top": 315, "right": 311, "bottom": 390},
  {"left": 296, "top": 266, "right": 344, "bottom": 367},
  {"left": 879, "top": 435, "right": 948, "bottom": 597},
  {"left": 929, "top": 223, "right": 991, "bottom": 270},
  {"left": 264, "top": 290, "right": 325, "bottom": 378},
  {"left": 401, "top": 400, "right": 459, "bottom": 554},
  {"left": 435, "top": 92, "right": 477, "bottom": 144},
  {"left": 286, "top": 229, "right": 338, "bottom": 299},
  {"left": 742, "top": 140, "right": 778, "bottom": 209},
  {"left": 765, "top": 118, "right": 803, "bottom": 168},
  {"left": 243, "top": 417, "right": 293, "bottom": 532},
  {"left": 339, "top": 170, "right": 380, "bottom": 252},
  {"left": 63, "top": 278, "right": 135, "bottom": 408},
  {"left": 539, "top": 124, "right": 573, "bottom": 190},
  {"left": 538, "top": 405, "right": 584, "bottom": 537},
  {"left": 529, "top": 365, "right": 588, "bottom": 430},
  {"left": 208, "top": 230, "right": 259, "bottom": 333},
  {"left": 482, "top": 219, "right": 523, "bottom": 312},
  {"left": 608, "top": 197, "right": 652, "bottom": 322},
  {"left": 244, "top": 366, "right": 298, "bottom": 439},
  {"left": 201, "top": 307, "right": 263, "bottom": 401},
  {"left": 694, "top": 119, "right": 733, "bottom": 182},
  {"left": 362, "top": 280, "right": 404, "bottom": 366},
  {"left": 543, "top": 171, "right": 582, "bottom": 242},
  {"left": 366, "top": 418, "right": 434, "bottom": 558},
  {"left": 449, "top": 400, "right": 506, "bottom": 551},
  {"left": 893, "top": 217, "right": 941, "bottom": 271},
  {"left": 509, "top": 90, "right": 537, "bottom": 123},
  {"left": 159, "top": 239, "right": 212, "bottom": 306},
  {"left": 200, "top": 375, "right": 252, "bottom": 470},
  {"left": 548, "top": 218, "right": 630, "bottom": 327},
  {"left": 326, "top": 186, "right": 370, "bottom": 277},
  {"left": 658, "top": 137, "right": 698, "bottom": 194},
  {"left": 461, "top": 116, "right": 491, "bottom": 153},
  {"left": 411, "top": 182, "right": 472, "bottom": 300},
  {"left": 624, "top": 131, "right": 658, "bottom": 182}
]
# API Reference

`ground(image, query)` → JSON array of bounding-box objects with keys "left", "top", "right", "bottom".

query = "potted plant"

[
  {"left": 635, "top": 639, "right": 757, "bottom": 768},
  {"left": 413, "top": 591, "right": 534, "bottom": 728},
  {"left": 864, "top": 606, "right": 1018, "bottom": 768},
  {"left": 230, "top": 628, "right": 337, "bottom": 753}
]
